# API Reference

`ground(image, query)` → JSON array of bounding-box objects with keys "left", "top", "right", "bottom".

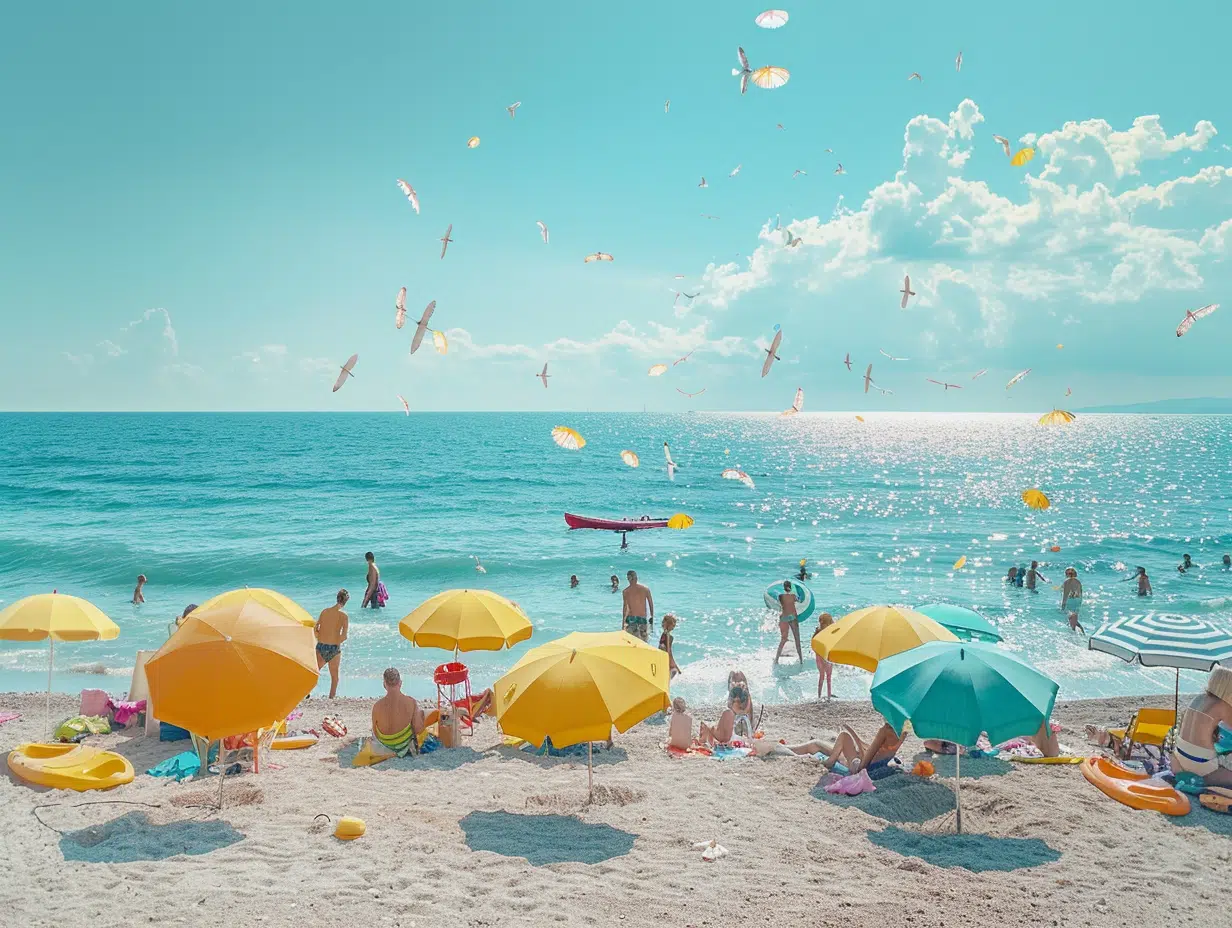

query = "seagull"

[
  {"left": 700, "top": 213, "right": 720, "bottom": 220},
  {"left": 1176, "top": 303, "right": 1219, "bottom": 337},
  {"left": 776, "top": 123, "right": 786, "bottom": 130},
  {"left": 955, "top": 51, "right": 963, "bottom": 72},
  {"left": 775, "top": 214, "right": 782, "bottom": 231},
  {"left": 880, "top": 349, "right": 909, "bottom": 361},
  {"left": 834, "top": 163, "right": 846, "bottom": 174},
  {"left": 536, "top": 220, "right": 549, "bottom": 244},
  {"left": 537, "top": 363, "right": 550, "bottom": 388},
  {"left": 792, "top": 169, "right": 807, "bottom": 178},
  {"left": 332, "top": 354, "right": 358, "bottom": 393},
  {"left": 439, "top": 224, "right": 453, "bottom": 259},
  {"left": 507, "top": 101, "right": 521, "bottom": 118},
  {"left": 665, "top": 99, "right": 670, "bottom": 114},
  {"left": 730, "top": 164, "right": 742, "bottom": 177},
  {"left": 908, "top": 72, "right": 923, "bottom": 82},
  {"left": 824, "top": 148, "right": 834, "bottom": 153},
  {"left": 734, "top": 47, "right": 752, "bottom": 94},
  {"left": 411, "top": 301, "right": 436, "bottom": 354},
  {"left": 674, "top": 350, "right": 695, "bottom": 366},
  {"left": 785, "top": 231, "right": 802, "bottom": 248},
  {"left": 843, "top": 353, "right": 852, "bottom": 371},
  {"left": 761, "top": 328, "right": 783, "bottom": 377},
  {"left": 473, "top": 556, "right": 487, "bottom": 574},
  {"left": 927, "top": 379, "right": 963, "bottom": 390},
  {"left": 397, "top": 394, "right": 409, "bottom": 415},
  {"left": 1065, "top": 387, "right": 1073, "bottom": 396},
  {"left": 992, "top": 135, "right": 1012, "bottom": 157},
  {"left": 664, "top": 442, "right": 679, "bottom": 481},
  {"left": 863, "top": 363, "right": 874, "bottom": 394},
  {"left": 584, "top": 252, "right": 614, "bottom": 263},
  {"left": 699, "top": 177, "right": 708, "bottom": 188},
  {"left": 395, "top": 179, "right": 420, "bottom": 214},
  {"left": 395, "top": 287, "right": 407, "bottom": 329},
  {"left": 971, "top": 369, "right": 988, "bottom": 380},
  {"left": 900, "top": 275, "right": 916, "bottom": 309}
]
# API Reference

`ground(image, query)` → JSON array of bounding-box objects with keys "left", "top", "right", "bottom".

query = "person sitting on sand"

[
  {"left": 774, "top": 580, "right": 804, "bottom": 665},
  {"left": 1060, "top": 568, "right": 1085, "bottom": 633},
  {"left": 658, "top": 613, "right": 681, "bottom": 677},
  {"left": 697, "top": 702, "right": 736, "bottom": 748},
  {"left": 785, "top": 721, "right": 907, "bottom": 773},
  {"left": 314, "top": 589, "right": 350, "bottom": 699},
  {"left": 371, "top": 667, "right": 425, "bottom": 757},
  {"left": 814, "top": 613, "right": 835, "bottom": 699},
  {"left": 132, "top": 574, "right": 147, "bottom": 605},
  {"left": 1172, "top": 666, "right": 1232, "bottom": 788},
  {"left": 727, "top": 671, "right": 755, "bottom": 736},
  {"left": 668, "top": 696, "right": 693, "bottom": 750}
]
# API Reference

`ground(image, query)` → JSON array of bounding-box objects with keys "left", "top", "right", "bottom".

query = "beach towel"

[
  {"left": 666, "top": 744, "right": 712, "bottom": 758},
  {"left": 109, "top": 699, "right": 145, "bottom": 727},
  {"left": 711, "top": 746, "right": 752, "bottom": 761},
  {"left": 376, "top": 581, "right": 389, "bottom": 607},
  {"left": 825, "top": 769, "right": 876, "bottom": 796},
  {"left": 147, "top": 747, "right": 216, "bottom": 781},
  {"left": 54, "top": 715, "right": 111, "bottom": 743},
  {"left": 79, "top": 688, "right": 109, "bottom": 717},
  {"left": 0, "top": 712, "right": 19, "bottom": 726},
  {"left": 523, "top": 738, "right": 606, "bottom": 758},
  {"left": 353, "top": 734, "right": 440, "bottom": 767}
]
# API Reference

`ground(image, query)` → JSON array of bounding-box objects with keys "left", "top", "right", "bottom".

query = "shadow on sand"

[
  {"left": 811, "top": 772, "right": 957, "bottom": 824},
  {"left": 335, "top": 740, "right": 487, "bottom": 771},
  {"left": 60, "top": 811, "right": 243, "bottom": 863},
  {"left": 459, "top": 810, "right": 635, "bottom": 865},
  {"left": 867, "top": 825, "right": 1062, "bottom": 872}
]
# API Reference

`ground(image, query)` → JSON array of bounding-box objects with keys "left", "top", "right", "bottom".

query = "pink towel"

[
  {"left": 825, "top": 769, "right": 876, "bottom": 796},
  {"left": 0, "top": 712, "right": 19, "bottom": 725},
  {"left": 109, "top": 699, "right": 146, "bottom": 726}
]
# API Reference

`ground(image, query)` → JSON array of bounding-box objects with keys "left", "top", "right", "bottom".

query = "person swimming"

[
  {"left": 1178, "top": 553, "right": 1195, "bottom": 573},
  {"left": 570, "top": 574, "right": 579, "bottom": 588},
  {"left": 132, "top": 574, "right": 147, "bottom": 605}
]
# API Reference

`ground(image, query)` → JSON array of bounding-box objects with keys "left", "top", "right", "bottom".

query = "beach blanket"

[
  {"left": 54, "top": 715, "right": 111, "bottom": 743},
  {"left": 353, "top": 734, "right": 441, "bottom": 767},
  {"left": 666, "top": 744, "right": 712, "bottom": 758},
  {"left": 712, "top": 746, "right": 753, "bottom": 761},
  {"left": 0, "top": 712, "right": 19, "bottom": 726}
]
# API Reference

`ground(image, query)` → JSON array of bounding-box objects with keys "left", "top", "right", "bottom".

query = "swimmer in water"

[
  {"left": 1178, "top": 554, "right": 1195, "bottom": 574},
  {"left": 610, "top": 575, "right": 620, "bottom": 592},
  {"left": 132, "top": 574, "right": 147, "bottom": 605},
  {"left": 570, "top": 575, "right": 579, "bottom": 589},
  {"left": 796, "top": 559, "right": 810, "bottom": 581}
]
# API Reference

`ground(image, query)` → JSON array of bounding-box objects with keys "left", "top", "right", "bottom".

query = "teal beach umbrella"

[
  {"left": 916, "top": 604, "right": 1002, "bottom": 643},
  {"left": 871, "top": 641, "right": 1058, "bottom": 832}
]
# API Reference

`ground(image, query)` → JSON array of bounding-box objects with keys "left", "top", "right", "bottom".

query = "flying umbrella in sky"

[
  {"left": 648, "top": 364, "right": 668, "bottom": 377},
  {"left": 395, "top": 179, "right": 420, "bottom": 213},
  {"left": 432, "top": 330, "right": 448, "bottom": 355},
  {"left": 864, "top": 363, "right": 874, "bottom": 394},
  {"left": 440, "top": 224, "right": 453, "bottom": 259},
  {"left": 900, "top": 275, "right": 916, "bottom": 308},
  {"left": 1176, "top": 303, "right": 1218, "bottom": 337},
  {"left": 536, "top": 221, "right": 549, "bottom": 244},
  {"left": 551, "top": 426, "right": 586, "bottom": 451},
  {"left": 953, "top": 555, "right": 967, "bottom": 570},
  {"left": 1038, "top": 409, "right": 1076, "bottom": 426},
  {"left": 397, "top": 395, "right": 409, "bottom": 415},
  {"left": 584, "top": 252, "right": 614, "bottom": 263},
  {"left": 664, "top": 442, "right": 679, "bottom": 481},
  {"left": 537, "top": 363, "right": 550, "bottom": 388},
  {"left": 466, "top": 136, "right": 480, "bottom": 149},
  {"left": 761, "top": 327, "right": 783, "bottom": 377},
  {"left": 395, "top": 287, "right": 407, "bottom": 329},
  {"left": 781, "top": 387, "right": 804, "bottom": 416},
  {"left": 620, "top": 450, "right": 640, "bottom": 468},
  {"left": 1006, "top": 368, "right": 1032, "bottom": 389},
  {"left": 722, "top": 468, "right": 756, "bottom": 490},
  {"left": 751, "top": 66, "right": 790, "bottom": 89},
  {"left": 755, "top": 9, "right": 789, "bottom": 28},
  {"left": 927, "top": 379, "right": 963, "bottom": 390},
  {"left": 1010, "top": 147, "right": 1036, "bottom": 167},
  {"left": 332, "top": 354, "right": 357, "bottom": 393},
  {"left": 411, "top": 301, "right": 436, "bottom": 355}
]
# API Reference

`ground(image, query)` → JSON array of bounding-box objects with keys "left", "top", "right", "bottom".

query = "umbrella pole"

[
  {"left": 588, "top": 741, "right": 593, "bottom": 801},
  {"left": 46, "top": 638, "right": 54, "bottom": 738},
  {"left": 218, "top": 757, "right": 225, "bottom": 809},
  {"left": 1175, "top": 668, "right": 1180, "bottom": 719},
  {"left": 954, "top": 743, "right": 963, "bottom": 835}
]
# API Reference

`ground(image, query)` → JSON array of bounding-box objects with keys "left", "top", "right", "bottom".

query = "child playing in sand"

[
  {"left": 132, "top": 574, "right": 147, "bottom": 605},
  {"left": 668, "top": 696, "right": 693, "bottom": 750},
  {"left": 658, "top": 613, "right": 681, "bottom": 677},
  {"left": 814, "top": 612, "right": 835, "bottom": 699}
]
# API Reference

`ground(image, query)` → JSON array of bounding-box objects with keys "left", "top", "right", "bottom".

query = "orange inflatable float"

[{"left": 1080, "top": 756, "right": 1190, "bottom": 816}]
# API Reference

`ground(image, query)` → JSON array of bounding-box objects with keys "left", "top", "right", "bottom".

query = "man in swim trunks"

[
  {"left": 315, "top": 589, "right": 350, "bottom": 698},
  {"left": 362, "top": 552, "right": 382, "bottom": 608},
  {"left": 1060, "top": 568, "right": 1084, "bottom": 633},
  {"left": 774, "top": 580, "right": 803, "bottom": 664},
  {"left": 621, "top": 570, "right": 654, "bottom": 641},
  {"left": 371, "top": 667, "right": 425, "bottom": 757}
]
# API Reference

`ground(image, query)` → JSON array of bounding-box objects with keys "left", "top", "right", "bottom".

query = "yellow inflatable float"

[{"left": 7, "top": 743, "right": 134, "bottom": 791}]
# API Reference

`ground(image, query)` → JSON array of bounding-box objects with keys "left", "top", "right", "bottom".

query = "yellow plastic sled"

[{"left": 7, "top": 743, "right": 135, "bottom": 791}]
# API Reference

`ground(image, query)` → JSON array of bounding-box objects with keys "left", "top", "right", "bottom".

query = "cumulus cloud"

[
  {"left": 236, "top": 344, "right": 289, "bottom": 365},
  {"left": 97, "top": 339, "right": 126, "bottom": 358},
  {"left": 122, "top": 307, "right": 178, "bottom": 356},
  {"left": 447, "top": 320, "right": 750, "bottom": 362}
]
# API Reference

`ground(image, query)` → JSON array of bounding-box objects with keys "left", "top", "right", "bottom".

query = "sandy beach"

[{"left": 1, "top": 691, "right": 1228, "bottom": 928}]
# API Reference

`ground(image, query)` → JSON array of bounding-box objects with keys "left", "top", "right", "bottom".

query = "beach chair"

[{"left": 1109, "top": 708, "right": 1175, "bottom": 759}]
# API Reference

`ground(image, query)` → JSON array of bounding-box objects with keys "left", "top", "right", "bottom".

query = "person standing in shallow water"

[
  {"left": 621, "top": 570, "right": 654, "bottom": 641},
  {"left": 314, "top": 589, "right": 349, "bottom": 699},
  {"left": 362, "top": 552, "right": 382, "bottom": 608}
]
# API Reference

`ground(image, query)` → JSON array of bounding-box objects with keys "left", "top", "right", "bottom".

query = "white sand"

[{"left": 1, "top": 691, "right": 1228, "bottom": 928}]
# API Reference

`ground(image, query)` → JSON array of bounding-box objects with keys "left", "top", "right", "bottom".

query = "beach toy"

[
  {"left": 8, "top": 743, "right": 134, "bottom": 791},
  {"left": 912, "top": 760, "right": 935, "bottom": 777},
  {"left": 763, "top": 580, "right": 815, "bottom": 623},
  {"left": 1080, "top": 756, "right": 1190, "bottom": 815},
  {"left": 272, "top": 733, "right": 319, "bottom": 750},
  {"left": 1050, "top": 545, "right": 1061, "bottom": 552},
  {"left": 1199, "top": 793, "right": 1232, "bottom": 814},
  {"left": 334, "top": 817, "right": 366, "bottom": 840},
  {"left": 321, "top": 716, "right": 347, "bottom": 738}
]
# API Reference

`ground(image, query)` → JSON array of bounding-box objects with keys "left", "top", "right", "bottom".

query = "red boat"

[{"left": 564, "top": 513, "right": 670, "bottom": 531}]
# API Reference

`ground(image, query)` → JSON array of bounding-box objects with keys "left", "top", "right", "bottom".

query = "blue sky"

[{"left": 1, "top": 1, "right": 1230, "bottom": 412}]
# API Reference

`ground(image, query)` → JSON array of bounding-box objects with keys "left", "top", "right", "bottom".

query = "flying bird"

[
  {"left": 1176, "top": 303, "right": 1218, "bottom": 337},
  {"left": 439, "top": 224, "right": 453, "bottom": 259},
  {"left": 843, "top": 353, "right": 852, "bottom": 371},
  {"left": 698, "top": 177, "right": 708, "bottom": 188},
  {"left": 332, "top": 354, "right": 358, "bottom": 393},
  {"left": 1065, "top": 387, "right": 1073, "bottom": 396},
  {"left": 971, "top": 369, "right": 988, "bottom": 380},
  {"left": 473, "top": 556, "right": 486, "bottom": 574},
  {"left": 992, "top": 135, "right": 1012, "bottom": 157},
  {"left": 1005, "top": 368, "right": 1032, "bottom": 389},
  {"left": 785, "top": 231, "right": 802, "bottom": 248},
  {"left": 722, "top": 468, "right": 756, "bottom": 490},
  {"left": 536, "top": 220, "right": 549, "bottom": 244},
  {"left": 879, "top": 349, "right": 909, "bottom": 361},
  {"left": 781, "top": 387, "right": 804, "bottom": 417},
  {"left": 410, "top": 301, "right": 436, "bottom": 355},
  {"left": 584, "top": 252, "right": 614, "bottom": 263},
  {"left": 908, "top": 72, "right": 923, "bottom": 82},
  {"left": 395, "top": 287, "right": 407, "bottom": 329},
  {"left": 664, "top": 442, "right": 679, "bottom": 481},
  {"left": 537, "top": 363, "right": 550, "bottom": 388},
  {"left": 863, "top": 363, "right": 874, "bottom": 394},
  {"left": 730, "top": 164, "right": 742, "bottom": 177},
  {"left": 776, "top": 123, "right": 786, "bottom": 130},
  {"left": 834, "top": 163, "right": 846, "bottom": 174},
  {"left": 761, "top": 328, "right": 783, "bottom": 377},
  {"left": 395, "top": 179, "right": 420, "bottom": 214},
  {"left": 955, "top": 51, "right": 963, "bottom": 72},
  {"left": 792, "top": 169, "right": 807, "bottom": 178},
  {"left": 676, "top": 387, "right": 706, "bottom": 398},
  {"left": 507, "top": 101, "right": 521, "bottom": 118},
  {"left": 733, "top": 47, "right": 752, "bottom": 94},
  {"left": 665, "top": 99, "right": 670, "bottom": 114},
  {"left": 927, "top": 379, "right": 963, "bottom": 390},
  {"left": 674, "top": 350, "right": 695, "bottom": 366},
  {"left": 899, "top": 275, "right": 916, "bottom": 309},
  {"left": 397, "top": 394, "right": 409, "bottom": 415},
  {"left": 700, "top": 214, "right": 720, "bottom": 220}
]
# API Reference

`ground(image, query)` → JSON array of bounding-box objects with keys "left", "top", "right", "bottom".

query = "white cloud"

[
  {"left": 62, "top": 351, "right": 93, "bottom": 369},
  {"left": 236, "top": 344, "right": 289, "bottom": 366},
  {"left": 97, "top": 339, "right": 126, "bottom": 358},
  {"left": 443, "top": 329, "right": 536, "bottom": 359},
  {"left": 1035, "top": 115, "right": 1217, "bottom": 184},
  {"left": 448, "top": 320, "right": 750, "bottom": 362},
  {"left": 122, "top": 307, "right": 178, "bottom": 356}
]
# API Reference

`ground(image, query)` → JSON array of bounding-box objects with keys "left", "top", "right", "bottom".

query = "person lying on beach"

[
  {"left": 132, "top": 574, "right": 147, "bottom": 605},
  {"left": 314, "top": 589, "right": 350, "bottom": 699},
  {"left": 668, "top": 696, "right": 693, "bottom": 750},
  {"left": 697, "top": 705, "right": 736, "bottom": 747},
  {"left": 727, "top": 672, "right": 755, "bottom": 736},
  {"left": 924, "top": 721, "right": 1059, "bottom": 757},
  {"left": 371, "top": 667, "right": 425, "bottom": 757},
  {"left": 782, "top": 721, "right": 907, "bottom": 773},
  {"left": 658, "top": 614, "right": 681, "bottom": 677}
]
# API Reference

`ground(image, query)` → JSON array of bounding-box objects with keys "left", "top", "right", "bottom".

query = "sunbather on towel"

[
  {"left": 785, "top": 721, "right": 907, "bottom": 772},
  {"left": 371, "top": 667, "right": 425, "bottom": 757},
  {"left": 698, "top": 704, "right": 736, "bottom": 748},
  {"left": 1173, "top": 666, "right": 1232, "bottom": 787},
  {"left": 668, "top": 696, "right": 694, "bottom": 750}
]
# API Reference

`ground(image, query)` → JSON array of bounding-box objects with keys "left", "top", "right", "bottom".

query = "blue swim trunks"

[{"left": 316, "top": 642, "right": 341, "bottom": 662}]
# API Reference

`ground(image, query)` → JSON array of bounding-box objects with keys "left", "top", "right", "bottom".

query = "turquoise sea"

[{"left": 2, "top": 412, "right": 1230, "bottom": 705}]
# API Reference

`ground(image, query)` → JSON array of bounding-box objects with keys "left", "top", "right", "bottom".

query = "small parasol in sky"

[
  {"left": 755, "top": 10, "right": 789, "bottom": 28},
  {"left": 648, "top": 364, "right": 668, "bottom": 377},
  {"left": 1010, "top": 147, "right": 1035, "bottom": 167},
  {"left": 1021, "top": 489, "right": 1051, "bottom": 511},
  {"left": 552, "top": 426, "right": 586, "bottom": 451},
  {"left": 781, "top": 387, "right": 804, "bottom": 416},
  {"left": 620, "top": 450, "right": 640, "bottom": 468},
  {"left": 750, "top": 66, "right": 790, "bottom": 90}
]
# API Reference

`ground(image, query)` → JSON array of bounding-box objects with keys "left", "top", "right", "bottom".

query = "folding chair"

[{"left": 1110, "top": 708, "right": 1176, "bottom": 759}]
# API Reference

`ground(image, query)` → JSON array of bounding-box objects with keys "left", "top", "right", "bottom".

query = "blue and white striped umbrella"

[{"left": 1089, "top": 612, "right": 1232, "bottom": 671}]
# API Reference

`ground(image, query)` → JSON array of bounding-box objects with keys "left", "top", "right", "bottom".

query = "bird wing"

[
  {"left": 396, "top": 179, "right": 420, "bottom": 213},
  {"left": 1178, "top": 303, "right": 1219, "bottom": 336},
  {"left": 993, "top": 135, "right": 1011, "bottom": 157},
  {"left": 740, "top": 72, "right": 749, "bottom": 95},
  {"left": 398, "top": 395, "right": 409, "bottom": 414},
  {"left": 972, "top": 369, "right": 987, "bottom": 380},
  {"left": 955, "top": 52, "right": 962, "bottom": 71},
  {"left": 844, "top": 353, "right": 851, "bottom": 370},
  {"left": 926, "top": 379, "right": 943, "bottom": 385},
  {"left": 908, "top": 72, "right": 922, "bottom": 81},
  {"left": 864, "top": 364, "right": 873, "bottom": 393},
  {"left": 738, "top": 46, "right": 749, "bottom": 70},
  {"left": 411, "top": 301, "right": 436, "bottom": 354},
  {"left": 333, "top": 355, "right": 357, "bottom": 392},
  {"left": 791, "top": 387, "right": 804, "bottom": 413},
  {"left": 440, "top": 224, "right": 452, "bottom": 258},
  {"left": 537, "top": 220, "right": 548, "bottom": 243}
]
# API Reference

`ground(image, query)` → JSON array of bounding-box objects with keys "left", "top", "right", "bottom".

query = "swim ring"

[
  {"left": 1080, "top": 755, "right": 1190, "bottom": 815},
  {"left": 763, "top": 580, "right": 815, "bottom": 623}
]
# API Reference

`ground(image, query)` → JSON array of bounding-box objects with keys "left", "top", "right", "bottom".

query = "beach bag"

[
  {"left": 376, "top": 581, "right": 389, "bottom": 607},
  {"left": 79, "top": 688, "right": 109, "bottom": 717}
]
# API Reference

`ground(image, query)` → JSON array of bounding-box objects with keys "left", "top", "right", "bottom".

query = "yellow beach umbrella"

[
  {"left": 1022, "top": 488, "right": 1051, "bottom": 510},
  {"left": 399, "top": 589, "right": 532, "bottom": 653},
  {"left": 494, "top": 631, "right": 669, "bottom": 794},
  {"left": 145, "top": 599, "right": 316, "bottom": 741},
  {"left": 551, "top": 426, "right": 586, "bottom": 450},
  {"left": 1037, "top": 409, "right": 1076, "bottom": 426},
  {"left": 0, "top": 593, "right": 120, "bottom": 734},
  {"left": 667, "top": 513, "right": 694, "bottom": 530},
  {"left": 811, "top": 605, "right": 957, "bottom": 672},
  {"left": 197, "top": 588, "right": 315, "bottom": 628}
]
